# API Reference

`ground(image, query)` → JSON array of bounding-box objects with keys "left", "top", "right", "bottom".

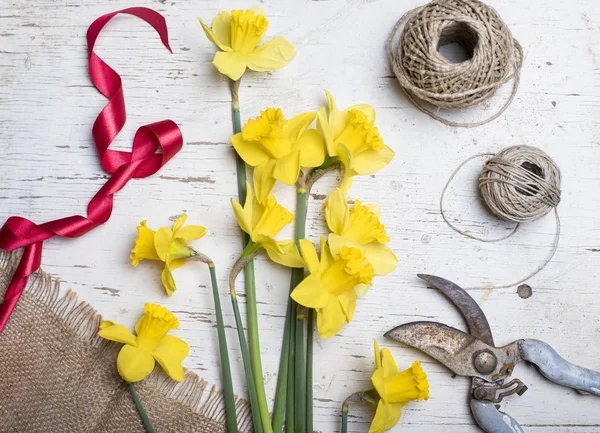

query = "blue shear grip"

[
  {"left": 519, "top": 339, "right": 600, "bottom": 396},
  {"left": 470, "top": 400, "right": 524, "bottom": 433}
]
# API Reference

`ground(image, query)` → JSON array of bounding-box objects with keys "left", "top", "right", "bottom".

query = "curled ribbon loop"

[{"left": 0, "top": 8, "right": 183, "bottom": 331}]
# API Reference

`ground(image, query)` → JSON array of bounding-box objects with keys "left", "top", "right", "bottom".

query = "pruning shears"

[{"left": 385, "top": 274, "right": 600, "bottom": 433}]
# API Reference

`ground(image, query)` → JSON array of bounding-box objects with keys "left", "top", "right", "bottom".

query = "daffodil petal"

[
  {"left": 368, "top": 400, "right": 388, "bottom": 433},
  {"left": 336, "top": 143, "right": 355, "bottom": 175},
  {"left": 320, "top": 237, "right": 335, "bottom": 270},
  {"left": 354, "top": 283, "right": 370, "bottom": 297},
  {"left": 213, "top": 51, "right": 247, "bottom": 81},
  {"left": 231, "top": 197, "right": 253, "bottom": 236},
  {"left": 211, "top": 11, "right": 232, "bottom": 51},
  {"left": 116, "top": 344, "right": 156, "bottom": 383},
  {"left": 371, "top": 367, "right": 386, "bottom": 404},
  {"left": 326, "top": 90, "right": 348, "bottom": 141},
  {"left": 169, "top": 258, "right": 187, "bottom": 271},
  {"left": 253, "top": 160, "right": 277, "bottom": 204},
  {"left": 325, "top": 189, "right": 348, "bottom": 235},
  {"left": 172, "top": 214, "right": 187, "bottom": 233},
  {"left": 291, "top": 273, "right": 329, "bottom": 309},
  {"left": 231, "top": 133, "right": 271, "bottom": 167},
  {"left": 283, "top": 111, "right": 316, "bottom": 142},
  {"left": 161, "top": 265, "right": 177, "bottom": 296},
  {"left": 363, "top": 242, "right": 398, "bottom": 275},
  {"left": 326, "top": 233, "right": 349, "bottom": 258},
  {"left": 98, "top": 322, "right": 138, "bottom": 346},
  {"left": 265, "top": 240, "right": 305, "bottom": 268},
  {"left": 299, "top": 239, "right": 319, "bottom": 274},
  {"left": 246, "top": 36, "right": 296, "bottom": 72},
  {"left": 316, "top": 294, "right": 346, "bottom": 338},
  {"left": 340, "top": 173, "right": 354, "bottom": 192},
  {"left": 152, "top": 335, "right": 190, "bottom": 382},
  {"left": 175, "top": 225, "right": 207, "bottom": 241},
  {"left": 317, "top": 106, "right": 335, "bottom": 157},
  {"left": 273, "top": 150, "right": 301, "bottom": 185},
  {"left": 369, "top": 400, "right": 404, "bottom": 433},
  {"left": 374, "top": 340, "right": 382, "bottom": 369},
  {"left": 385, "top": 403, "right": 406, "bottom": 429},
  {"left": 293, "top": 129, "right": 325, "bottom": 168},
  {"left": 381, "top": 348, "right": 399, "bottom": 377},
  {"left": 351, "top": 144, "right": 395, "bottom": 175},
  {"left": 199, "top": 18, "right": 230, "bottom": 52},
  {"left": 154, "top": 228, "right": 173, "bottom": 261},
  {"left": 337, "top": 290, "right": 357, "bottom": 322}
]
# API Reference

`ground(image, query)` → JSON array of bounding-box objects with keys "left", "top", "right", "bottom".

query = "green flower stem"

[
  {"left": 230, "top": 290, "right": 264, "bottom": 433},
  {"left": 209, "top": 264, "right": 238, "bottom": 433},
  {"left": 287, "top": 298, "right": 296, "bottom": 431},
  {"left": 295, "top": 186, "right": 309, "bottom": 433},
  {"left": 245, "top": 259, "right": 273, "bottom": 433},
  {"left": 305, "top": 308, "right": 314, "bottom": 432},
  {"left": 128, "top": 382, "right": 155, "bottom": 433},
  {"left": 295, "top": 305, "right": 307, "bottom": 433},
  {"left": 271, "top": 286, "right": 293, "bottom": 432},
  {"left": 341, "top": 402, "right": 349, "bottom": 433},
  {"left": 230, "top": 78, "right": 272, "bottom": 433}
]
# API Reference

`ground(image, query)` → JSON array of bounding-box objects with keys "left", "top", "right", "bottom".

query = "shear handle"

[
  {"left": 470, "top": 399, "right": 524, "bottom": 433},
  {"left": 519, "top": 339, "right": 600, "bottom": 396}
]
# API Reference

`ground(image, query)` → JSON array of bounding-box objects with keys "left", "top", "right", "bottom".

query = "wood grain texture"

[{"left": 1, "top": 0, "right": 600, "bottom": 431}]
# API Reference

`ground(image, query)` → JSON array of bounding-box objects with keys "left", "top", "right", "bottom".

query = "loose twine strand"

[
  {"left": 440, "top": 146, "right": 562, "bottom": 289},
  {"left": 387, "top": 0, "right": 523, "bottom": 128}
]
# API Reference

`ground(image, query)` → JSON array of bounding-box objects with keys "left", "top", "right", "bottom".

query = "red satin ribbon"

[{"left": 0, "top": 7, "right": 183, "bottom": 331}]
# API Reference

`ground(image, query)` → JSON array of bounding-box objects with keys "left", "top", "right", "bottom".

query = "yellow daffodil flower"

[
  {"left": 231, "top": 108, "right": 325, "bottom": 202},
  {"left": 200, "top": 9, "right": 296, "bottom": 81},
  {"left": 291, "top": 237, "right": 374, "bottom": 338},
  {"left": 98, "top": 304, "right": 190, "bottom": 383},
  {"left": 317, "top": 90, "right": 395, "bottom": 191},
  {"left": 130, "top": 214, "right": 207, "bottom": 296},
  {"left": 325, "top": 188, "right": 398, "bottom": 276},
  {"left": 231, "top": 182, "right": 303, "bottom": 268},
  {"left": 369, "top": 340, "right": 429, "bottom": 433}
]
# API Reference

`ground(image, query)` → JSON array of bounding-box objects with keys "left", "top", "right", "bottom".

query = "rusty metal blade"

[
  {"left": 385, "top": 321, "right": 516, "bottom": 382},
  {"left": 417, "top": 274, "right": 495, "bottom": 346}
]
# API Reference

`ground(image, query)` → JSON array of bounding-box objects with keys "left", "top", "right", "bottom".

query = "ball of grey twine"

[
  {"left": 441, "top": 146, "right": 562, "bottom": 289},
  {"left": 387, "top": 0, "right": 523, "bottom": 128}
]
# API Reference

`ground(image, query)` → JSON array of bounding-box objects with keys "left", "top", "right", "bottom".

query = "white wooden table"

[{"left": 1, "top": 0, "right": 600, "bottom": 431}]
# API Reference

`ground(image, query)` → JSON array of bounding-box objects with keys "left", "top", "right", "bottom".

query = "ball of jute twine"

[
  {"left": 387, "top": 0, "right": 523, "bottom": 128},
  {"left": 440, "top": 146, "right": 561, "bottom": 289}
]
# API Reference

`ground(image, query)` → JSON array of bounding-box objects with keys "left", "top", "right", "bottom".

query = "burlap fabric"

[{"left": 0, "top": 251, "right": 252, "bottom": 433}]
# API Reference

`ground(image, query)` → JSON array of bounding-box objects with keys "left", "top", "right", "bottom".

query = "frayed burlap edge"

[{"left": 0, "top": 249, "right": 254, "bottom": 433}]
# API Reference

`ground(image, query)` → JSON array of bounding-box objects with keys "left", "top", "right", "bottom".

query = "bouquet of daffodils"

[{"left": 99, "top": 8, "right": 429, "bottom": 433}]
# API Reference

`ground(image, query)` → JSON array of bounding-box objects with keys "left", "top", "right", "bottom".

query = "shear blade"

[
  {"left": 417, "top": 274, "right": 495, "bottom": 346},
  {"left": 385, "top": 321, "right": 492, "bottom": 378}
]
